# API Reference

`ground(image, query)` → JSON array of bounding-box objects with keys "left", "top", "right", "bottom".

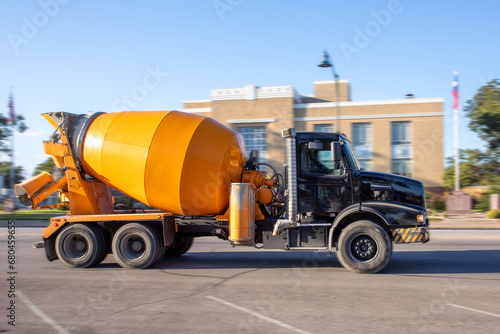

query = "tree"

[
  {"left": 464, "top": 79, "right": 500, "bottom": 150},
  {"left": 0, "top": 97, "right": 28, "bottom": 191},
  {"left": 0, "top": 113, "right": 27, "bottom": 153},
  {"left": 443, "top": 149, "right": 500, "bottom": 189},
  {"left": 33, "top": 157, "right": 57, "bottom": 176},
  {"left": 0, "top": 162, "right": 25, "bottom": 187}
]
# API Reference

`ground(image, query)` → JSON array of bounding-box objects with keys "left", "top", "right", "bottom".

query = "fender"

[{"left": 328, "top": 203, "right": 392, "bottom": 250}]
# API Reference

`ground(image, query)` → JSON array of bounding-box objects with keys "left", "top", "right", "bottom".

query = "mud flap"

[
  {"left": 44, "top": 236, "right": 58, "bottom": 261},
  {"left": 163, "top": 215, "right": 176, "bottom": 247}
]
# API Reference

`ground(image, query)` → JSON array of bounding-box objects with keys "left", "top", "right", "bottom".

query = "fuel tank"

[{"left": 69, "top": 111, "right": 246, "bottom": 216}]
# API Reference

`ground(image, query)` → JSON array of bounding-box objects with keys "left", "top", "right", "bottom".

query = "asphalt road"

[{"left": 1, "top": 229, "right": 500, "bottom": 334}]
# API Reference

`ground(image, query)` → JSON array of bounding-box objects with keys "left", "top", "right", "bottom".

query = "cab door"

[{"left": 297, "top": 139, "right": 353, "bottom": 216}]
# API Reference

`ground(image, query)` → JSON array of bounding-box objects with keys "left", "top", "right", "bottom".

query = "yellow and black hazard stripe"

[{"left": 392, "top": 227, "right": 429, "bottom": 243}]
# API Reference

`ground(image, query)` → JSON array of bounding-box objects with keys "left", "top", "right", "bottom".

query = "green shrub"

[
  {"left": 431, "top": 198, "right": 446, "bottom": 212},
  {"left": 486, "top": 210, "right": 500, "bottom": 219},
  {"left": 476, "top": 194, "right": 490, "bottom": 212},
  {"left": 427, "top": 196, "right": 446, "bottom": 212}
]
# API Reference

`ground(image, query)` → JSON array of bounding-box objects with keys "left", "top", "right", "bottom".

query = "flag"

[{"left": 452, "top": 71, "right": 459, "bottom": 110}]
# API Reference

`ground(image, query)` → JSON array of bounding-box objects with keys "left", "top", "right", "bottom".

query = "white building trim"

[
  {"left": 183, "top": 99, "right": 211, "bottom": 104},
  {"left": 313, "top": 79, "right": 350, "bottom": 84},
  {"left": 177, "top": 108, "right": 212, "bottom": 113},
  {"left": 211, "top": 88, "right": 246, "bottom": 101},
  {"left": 294, "top": 112, "right": 444, "bottom": 122},
  {"left": 227, "top": 118, "right": 277, "bottom": 124},
  {"left": 211, "top": 85, "right": 302, "bottom": 103},
  {"left": 294, "top": 97, "right": 444, "bottom": 109}
]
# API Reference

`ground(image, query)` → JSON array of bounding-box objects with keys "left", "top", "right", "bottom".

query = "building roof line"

[
  {"left": 313, "top": 79, "right": 350, "bottom": 84},
  {"left": 294, "top": 97, "right": 444, "bottom": 108},
  {"left": 227, "top": 118, "right": 277, "bottom": 124},
  {"left": 183, "top": 99, "right": 211, "bottom": 104},
  {"left": 176, "top": 108, "right": 212, "bottom": 113},
  {"left": 294, "top": 112, "right": 445, "bottom": 122}
]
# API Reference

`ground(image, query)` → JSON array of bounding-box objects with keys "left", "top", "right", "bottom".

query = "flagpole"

[
  {"left": 8, "top": 87, "right": 16, "bottom": 207},
  {"left": 453, "top": 71, "right": 460, "bottom": 192},
  {"left": 454, "top": 104, "right": 459, "bottom": 192}
]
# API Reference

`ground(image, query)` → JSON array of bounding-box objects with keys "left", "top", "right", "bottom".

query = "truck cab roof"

[{"left": 296, "top": 131, "right": 348, "bottom": 142}]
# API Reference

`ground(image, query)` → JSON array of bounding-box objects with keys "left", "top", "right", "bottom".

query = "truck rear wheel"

[
  {"left": 150, "top": 226, "right": 166, "bottom": 264},
  {"left": 94, "top": 224, "right": 111, "bottom": 265},
  {"left": 163, "top": 235, "right": 193, "bottom": 258},
  {"left": 336, "top": 220, "right": 392, "bottom": 274},
  {"left": 112, "top": 223, "right": 161, "bottom": 269},
  {"left": 55, "top": 224, "right": 104, "bottom": 268}
]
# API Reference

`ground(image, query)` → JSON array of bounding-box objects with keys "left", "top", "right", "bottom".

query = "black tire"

[
  {"left": 94, "top": 224, "right": 111, "bottom": 265},
  {"left": 163, "top": 235, "right": 194, "bottom": 258},
  {"left": 112, "top": 223, "right": 161, "bottom": 269},
  {"left": 149, "top": 225, "right": 166, "bottom": 264},
  {"left": 55, "top": 224, "right": 104, "bottom": 268},
  {"left": 336, "top": 220, "right": 392, "bottom": 274}
]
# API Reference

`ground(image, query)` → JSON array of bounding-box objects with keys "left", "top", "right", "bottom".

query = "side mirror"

[
  {"left": 331, "top": 142, "right": 342, "bottom": 170},
  {"left": 331, "top": 141, "right": 341, "bottom": 162}
]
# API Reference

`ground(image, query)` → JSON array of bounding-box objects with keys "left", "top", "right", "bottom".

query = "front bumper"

[{"left": 392, "top": 226, "right": 430, "bottom": 244}]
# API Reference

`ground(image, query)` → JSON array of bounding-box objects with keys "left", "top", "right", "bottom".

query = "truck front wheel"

[
  {"left": 336, "top": 220, "right": 392, "bottom": 274},
  {"left": 112, "top": 223, "right": 162, "bottom": 269}
]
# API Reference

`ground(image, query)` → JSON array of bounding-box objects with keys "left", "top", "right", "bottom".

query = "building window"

[
  {"left": 392, "top": 121, "right": 411, "bottom": 145},
  {"left": 391, "top": 121, "right": 412, "bottom": 177},
  {"left": 392, "top": 160, "right": 412, "bottom": 177},
  {"left": 238, "top": 126, "right": 267, "bottom": 163},
  {"left": 314, "top": 124, "right": 333, "bottom": 133},
  {"left": 352, "top": 123, "right": 372, "bottom": 170}
]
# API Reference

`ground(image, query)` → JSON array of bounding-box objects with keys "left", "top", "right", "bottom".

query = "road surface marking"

[
  {"left": 207, "top": 296, "right": 311, "bottom": 334},
  {"left": 18, "top": 290, "right": 70, "bottom": 334},
  {"left": 447, "top": 303, "right": 500, "bottom": 319},
  {"left": 207, "top": 296, "right": 312, "bottom": 334}
]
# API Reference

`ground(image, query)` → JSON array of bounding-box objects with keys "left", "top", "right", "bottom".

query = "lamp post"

[{"left": 318, "top": 50, "right": 340, "bottom": 133}]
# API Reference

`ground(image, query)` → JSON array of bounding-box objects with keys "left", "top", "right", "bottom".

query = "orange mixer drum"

[{"left": 80, "top": 111, "right": 246, "bottom": 216}]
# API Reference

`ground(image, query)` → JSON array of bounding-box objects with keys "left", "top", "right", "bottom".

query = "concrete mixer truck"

[{"left": 17, "top": 110, "right": 429, "bottom": 273}]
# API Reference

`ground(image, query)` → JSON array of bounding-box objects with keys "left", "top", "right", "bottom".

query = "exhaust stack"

[{"left": 272, "top": 128, "right": 299, "bottom": 235}]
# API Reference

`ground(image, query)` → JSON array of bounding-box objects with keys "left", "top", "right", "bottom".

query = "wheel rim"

[
  {"left": 63, "top": 233, "right": 89, "bottom": 259},
  {"left": 350, "top": 234, "right": 378, "bottom": 262},
  {"left": 120, "top": 234, "right": 146, "bottom": 260}
]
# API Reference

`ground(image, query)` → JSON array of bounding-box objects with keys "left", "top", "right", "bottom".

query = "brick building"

[{"left": 181, "top": 80, "right": 444, "bottom": 188}]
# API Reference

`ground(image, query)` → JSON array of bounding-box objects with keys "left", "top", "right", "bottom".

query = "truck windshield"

[{"left": 343, "top": 140, "right": 361, "bottom": 171}]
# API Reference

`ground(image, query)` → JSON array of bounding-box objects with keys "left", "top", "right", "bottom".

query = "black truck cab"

[{"left": 262, "top": 130, "right": 429, "bottom": 273}]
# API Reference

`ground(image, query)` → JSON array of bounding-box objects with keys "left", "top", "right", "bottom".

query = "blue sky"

[{"left": 1, "top": 0, "right": 499, "bottom": 178}]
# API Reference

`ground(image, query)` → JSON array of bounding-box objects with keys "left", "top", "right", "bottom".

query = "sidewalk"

[{"left": 429, "top": 213, "right": 500, "bottom": 229}]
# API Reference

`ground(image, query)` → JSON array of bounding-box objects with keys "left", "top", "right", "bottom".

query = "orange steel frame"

[
  {"left": 42, "top": 125, "right": 115, "bottom": 238},
  {"left": 44, "top": 212, "right": 175, "bottom": 239}
]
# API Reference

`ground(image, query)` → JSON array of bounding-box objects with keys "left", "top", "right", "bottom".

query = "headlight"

[{"left": 417, "top": 213, "right": 426, "bottom": 223}]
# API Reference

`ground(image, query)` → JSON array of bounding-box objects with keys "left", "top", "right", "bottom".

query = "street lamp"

[{"left": 318, "top": 50, "right": 341, "bottom": 133}]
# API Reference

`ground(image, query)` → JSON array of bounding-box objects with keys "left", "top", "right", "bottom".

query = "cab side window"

[{"left": 301, "top": 141, "right": 345, "bottom": 176}]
